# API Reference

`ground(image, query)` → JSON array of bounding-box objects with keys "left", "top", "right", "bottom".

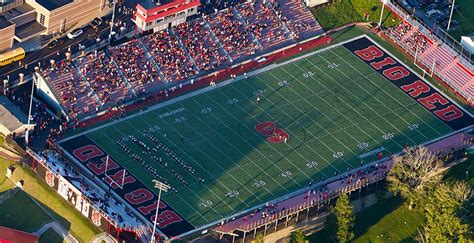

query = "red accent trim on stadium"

[
  {"left": 135, "top": 0, "right": 200, "bottom": 22},
  {"left": 456, "top": 62, "right": 474, "bottom": 77}
]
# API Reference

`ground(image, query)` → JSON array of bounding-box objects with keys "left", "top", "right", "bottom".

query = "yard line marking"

[
  {"left": 224, "top": 77, "right": 345, "bottom": 175},
  {"left": 307, "top": 53, "right": 423, "bottom": 146},
  {"left": 144, "top": 109, "right": 275, "bottom": 203},
  {"left": 331, "top": 48, "right": 447, "bottom": 137},
  {"left": 190, "top": 93, "right": 304, "bottom": 190},
  {"left": 101, "top": 125, "right": 227, "bottom": 220},
  {"left": 280, "top": 58, "right": 404, "bottom": 154},
  {"left": 130, "top": 116, "right": 255, "bottom": 209}
]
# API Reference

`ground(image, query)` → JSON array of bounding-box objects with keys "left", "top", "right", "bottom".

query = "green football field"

[{"left": 79, "top": 41, "right": 453, "bottom": 228}]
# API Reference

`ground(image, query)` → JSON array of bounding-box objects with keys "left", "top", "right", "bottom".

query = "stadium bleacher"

[
  {"left": 39, "top": 0, "right": 325, "bottom": 121},
  {"left": 387, "top": 21, "right": 474, "bottom": 102}
]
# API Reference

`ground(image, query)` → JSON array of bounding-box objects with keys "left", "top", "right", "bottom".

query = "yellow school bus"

[{"left": 0, "top": 47, "right": 25, "bottom": 67}]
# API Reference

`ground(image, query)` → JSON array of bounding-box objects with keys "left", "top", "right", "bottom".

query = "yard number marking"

[
  {"left": 175, "top": 116, "right": 187, "bottom": 123},
  {"left": 332, "top": 151, "right": 344, "bottom": 159},
  {"left": 280, "top": 171, "right": 292, "bottom": 177},
  {"left": 200, "top": 200, "right": 213, "bottom": 208},
  {"left": 357, "top": 142, "right": 369, "bottom": 149},
  {"left": 328, "top": 63, "right": 340, "bottom": 69},
  {"left": 253, "top": 180, "right": 266, "bottom": 187},
  {"left": 303, "top": 71, "right": 315, "bottom": 78},
  {"left": 278, "top": 80, "right": 290, "bottom": 87},
  {"left": 408, "top": 123, "right": 419, "bottom": 130},
  {"left": 382, "top": 133, "right": 394, "bottom": 140},
  {"left": 306, "top": 161, "right": 318, "bottom": 168},
  {"left": 227, "top": 98, "right": 239, "bottom": 105},
  {"left": 201, "top": 107, "right": 213, "bottom": 114},
  {"left": 226, "top": 191, "right": 239, "bottom": 198}
]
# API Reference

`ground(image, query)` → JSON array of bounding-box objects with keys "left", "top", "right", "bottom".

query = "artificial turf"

[{"left": 76, "top": 37, "right": 455, "bottom": 228}]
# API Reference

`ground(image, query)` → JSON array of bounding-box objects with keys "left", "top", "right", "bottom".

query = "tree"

[
  {"left": 254, "top": 233, "right": 264, "bottom": 243},
  {"left": 332, "top": 193, "right": 355, "bottom": 243},
  {"left": 386, "top": 146, "right": 441, "bottom": 209},
  {"left": 419, "top": 182, "right": 472, "bottom": 242},
  {"left": 289, "top": 229, "right": 308, "bottom": 243}
]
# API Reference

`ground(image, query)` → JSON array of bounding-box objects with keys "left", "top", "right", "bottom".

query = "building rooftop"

[
  {"left": 0, "top": 96, "right": 29, "bottom": 132},
  {"left": 36, "top": 0, "right": 73, "bottom": 11},
  {"left": 0, "top": 15, "right": 13, "bottom": 29},
  {"left": 15, "top": 20, "right": 46, "bottom": 41},
  {"left": 139, "top": 0, "right": 174, "bottom": 10}
]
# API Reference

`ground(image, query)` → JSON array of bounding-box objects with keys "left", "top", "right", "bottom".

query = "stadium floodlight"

[{"left": 151, "top": 180, "right": 170, "bottom": 243}]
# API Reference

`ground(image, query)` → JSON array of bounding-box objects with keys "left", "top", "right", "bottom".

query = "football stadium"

[
  {"left": 56, "top": 35, "right": 473, "bottom": 239},
  {"left": 1, "top": 0, "right": 473, "bottom": 242}
]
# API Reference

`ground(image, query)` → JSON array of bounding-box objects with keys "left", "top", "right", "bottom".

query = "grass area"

[
  {"left": 0, "top": 158, "right": 101, "bottom": 242},
  {"left": 0, "top": 190, "right": 52, "bottom": 232},
  {"left": 60, "top": 37, "right": 455, "bottom": 228},
  {"left": 308, "top": 156, "right": 473, "bottom": 242},
  {"left": 310, "top": 0, "right": 401, "bottom": 30},
  {"left": 448, "top": 0, "right": 474, "bottom": 41},
  {"left": 39, "top": 228, "right": 64, "bottom": 243},
  {"left": 307, "top": 196, "right": 424, "bottom": 243}
]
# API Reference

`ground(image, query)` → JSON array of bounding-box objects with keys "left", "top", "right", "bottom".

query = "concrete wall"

[{"left": 0, "top": 24, "right": 15, "bottom": 52}]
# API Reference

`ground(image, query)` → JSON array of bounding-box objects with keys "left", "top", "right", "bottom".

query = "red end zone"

[{"left": 343, "top": 37, "right": 473, "bottom": 131}]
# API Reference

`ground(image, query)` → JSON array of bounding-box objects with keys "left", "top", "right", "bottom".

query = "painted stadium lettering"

[
  {"left": 151, "top": 210, "right": 182, "bottom": 228},
  {"left": 382, "top": 66, "right": 409, "bottom": 81},
  {"left": 125, "top": 188, "right": 154, "bottom": 205},
  {"left": 86, "top": 156, "right": 119, "bottom": 175},
  {"left": 255, "top": 121, "right": 289, "bottom": 144},
  {"left": 104, "top": 170, "right": 136, "bottom": 189},
  {"left": 401, "top": 80, "right": 430, "bottom": 97},
  {"left": 138, "top": 200, "right": 166, "bottom": 215},
  {"left": 306, "top": 161, "right": 318, "bottom": 168},
  {"left": 158, "top": 107, "right": 185, "bottom": 119},
  {"left": 303, "top": 71, "right": 315, "bottom": 78},
  {"left": 344, "top": 37, "right": 473, "bottom": 131},
  {"left": 418, "top": 93, "right": 448, "bottom": 110},
  {"left": 200, "top": 200, "right": 213, "bottom": 208},
  {"left": 358, "top": 147, "right": 386, "bottom": 159},
  {"left": 370, "top": 57, "right": 396, "bottom": 70},
  {"left": 434, "top": 105, "right": 464, "bottom": 121},
  {"left": 253, "top": 180, "right": 266, "bottom": 187},
  {"left": 354, "top": 45, "right": 384, "bottom": 61},
  {"left": 73, "top": 145, "right": 103, "bottom": 162}
]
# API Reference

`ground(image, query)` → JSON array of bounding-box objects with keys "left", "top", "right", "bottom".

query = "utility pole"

[
  {"left": 151, "top": 180, "right": 170, "bottom": 243},
  {"left": 379, "top": 0, "right": 389, "bottom": 27}
]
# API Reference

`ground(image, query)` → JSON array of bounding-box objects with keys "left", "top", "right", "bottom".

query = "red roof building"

[
  {"left": 0, "top": 226, "right": 39, "bottom": 243},
  {"left": 133, "top": 0, "right": 200, "bottom": 32}
]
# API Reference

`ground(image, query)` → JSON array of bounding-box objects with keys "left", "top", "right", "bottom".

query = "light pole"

[
  {"left": 25, "top": 75, "right": 36, "bottom": 146},
  {"left": 379, "top": 0, "right": 389, "bottom": 27},
  {"left": 151, "top": 180, "right": 170, "bottom": 243},
  {"left": 447, "top": 0, "right": 456, "bottom": 31},
  {"left": 109, "top": 1, "right": 117, "bottom": 46}
]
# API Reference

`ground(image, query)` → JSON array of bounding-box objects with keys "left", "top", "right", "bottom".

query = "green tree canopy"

[
  {"left": 332, "top": 193, "right": 355, "bottom": 243},
  {"left": 289, "top": 229, "right": 308, "bottom": 243},
  {"left": 387, "top": 146, "right": 441, "bottom": 209}
]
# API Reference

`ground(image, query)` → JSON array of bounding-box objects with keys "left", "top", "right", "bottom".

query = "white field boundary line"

[{"left": 57, "top": 35, "right": 368, "bottom": 144}]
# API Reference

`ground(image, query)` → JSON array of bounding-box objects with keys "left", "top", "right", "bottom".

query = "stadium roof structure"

[
  {"left": 0, "top": 226, "right": 39, "bottom": 243},
  {"left": 0, "top": 97, "right": 29, "bottom": 133}
]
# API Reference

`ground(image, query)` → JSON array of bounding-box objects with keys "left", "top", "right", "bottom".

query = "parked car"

[
  {"left": 90, "top": 17, "right": 103, "bottom": 29},
  {"left": 442, "top": 3, "right": 460, "bottom": 13},
  {"left": 425, "top": 9, "right": 441, "bottom": 18},
  {"left": 67, "top": 29, "right": 83, "bottom": 39},
  {"left": 434, "top": 14, "right": 448, "bottom": 24}
]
